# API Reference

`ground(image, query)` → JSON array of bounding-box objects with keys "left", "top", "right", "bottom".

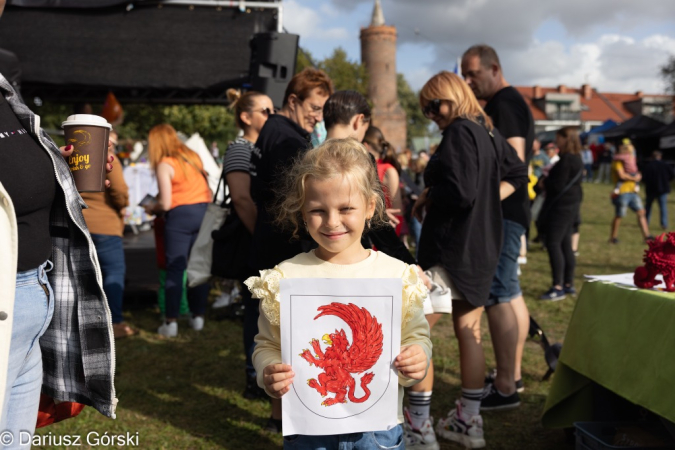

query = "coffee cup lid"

[{"left": 62, "top": 114, "right": 112, "bottom": 130}]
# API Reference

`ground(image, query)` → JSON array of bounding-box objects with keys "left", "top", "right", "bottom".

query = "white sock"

[
  {"left": 407, "top": 391, "right": 432, "bottom": 429},
  {"left": 460, "top": 387, "right": 483, "bottom": 419}
]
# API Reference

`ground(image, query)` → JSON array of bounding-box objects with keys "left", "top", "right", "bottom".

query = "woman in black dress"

[{"left": 412, "top": 71, "right": 526, "bottom": 448}]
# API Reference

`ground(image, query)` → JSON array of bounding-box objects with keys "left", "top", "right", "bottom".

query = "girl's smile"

[{"left": 303, "top": 175, "right": 376, "bottom": 265}]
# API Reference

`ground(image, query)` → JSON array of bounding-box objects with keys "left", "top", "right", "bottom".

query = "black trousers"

[{"left": 543, "top": 211, "right": 577, "bottom": 287}]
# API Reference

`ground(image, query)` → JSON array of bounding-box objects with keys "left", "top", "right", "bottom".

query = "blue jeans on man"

[
  {"left": 645, "top": 193, "right": 668, "bottom": 230},
  {"left": 91, "top": 234, "right": 126, "bottom": 324}
]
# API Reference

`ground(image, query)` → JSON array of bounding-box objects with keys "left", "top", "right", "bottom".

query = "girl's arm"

[
  {"left": 382, "top": 167, "right": 401, "bottom": 208},
  {"left": 398, "top": 311, "right": 431, "bottom": 387},
  {"left": 154, "top": 162, "right": 174, "bottom": 212},
  {"left": 226, "top": 171, "right": 257, "bottom": 234},
  {"left": 253, "top": 314, "right": 289, "bottom": 397}
]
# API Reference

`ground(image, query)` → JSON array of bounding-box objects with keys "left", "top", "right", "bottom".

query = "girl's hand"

[
  {"left": 395, "top": 345, "right": 428, "bottom": 380},
  {"left": 412, "top": 188, "right": 430, "bottom": 222},
  {"left": 59, "top": 142, "right": 116, "bottom": 188},
  {"left": 263, "top": 363, "right": 295, "bottom": 398}
]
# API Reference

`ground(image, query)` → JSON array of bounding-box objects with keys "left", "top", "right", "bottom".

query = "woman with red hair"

[{"left": 145, "top": 124, "right": 211, "bottom": 337}]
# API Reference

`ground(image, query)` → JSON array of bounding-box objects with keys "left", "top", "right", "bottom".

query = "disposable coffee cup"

[{"left": 61, "top": 114, "right": 112, "bottom": 192}]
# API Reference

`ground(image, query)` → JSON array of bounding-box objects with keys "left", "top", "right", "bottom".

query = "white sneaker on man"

[
  {"left": 189, "top": 316, "right": 204, "bottom": 331},
  {"left": 158, "top": 321, "right": 178, "bottom": 338},
  {"left": 403, "top": 408, "right": 439, "bottom": 450},
  {"left": 436, "top": 400, "right": 485, "bottom": 448}
]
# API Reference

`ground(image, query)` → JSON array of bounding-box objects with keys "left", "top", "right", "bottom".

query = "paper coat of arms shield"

[{"left": 280, "top": 278, "right": 402, "bottom": 436}]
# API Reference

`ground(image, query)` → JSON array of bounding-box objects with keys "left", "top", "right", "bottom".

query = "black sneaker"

[
  {"left": 484, "top": 369, "right": 524, "bottom": 393},
  {"left": 563, "top": 285, "right": 577, "bottom": 295},
  {"left": 480, "top": 383, "right": 520, "bottom": 411},
  {"left": 264, "top": 417, "right": 282, "bottom": 434},
  {"left": 539, "top": 287, "right": 566, "bottom": 301}
]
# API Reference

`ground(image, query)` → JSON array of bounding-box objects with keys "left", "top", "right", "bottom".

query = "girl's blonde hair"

[
  {"left": 419, "top": 71, "right": 493, "bottom": 130},
  {"left": 275, "top": 138, "right": 387, "bottom": 239},
  {"left": 147, "top": 124, "right": 205, "bottom": 176}
]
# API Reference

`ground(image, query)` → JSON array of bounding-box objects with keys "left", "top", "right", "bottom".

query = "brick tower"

[{"left": 360, "top": 0, "right": 407, "bottom": 152}]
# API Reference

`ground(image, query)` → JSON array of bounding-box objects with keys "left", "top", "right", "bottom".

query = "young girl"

[{"left": 245, "top": 138, "right": 432, "bottom": 449}]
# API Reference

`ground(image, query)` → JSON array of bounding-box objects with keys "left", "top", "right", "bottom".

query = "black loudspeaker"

[{"left": 249, "top": 32, "right": 299, "bottom": 109}]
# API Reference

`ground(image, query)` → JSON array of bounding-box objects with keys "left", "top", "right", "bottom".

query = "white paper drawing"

[{"left": 280, "top": 278, "right": 402, "bottom": 436}]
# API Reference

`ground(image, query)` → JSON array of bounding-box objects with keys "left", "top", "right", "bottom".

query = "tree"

[
  {"left": 661, "top": 55, "right": 675, "bottom": 94},
  {"left": 33, "top": 100, "right": 238, "bottom": 152},
  {"left": 397, "top": 74, "right": 431, "bottom": 140},
  {"left": 318, "top": 48, "right": 369, "bottom": 96}
]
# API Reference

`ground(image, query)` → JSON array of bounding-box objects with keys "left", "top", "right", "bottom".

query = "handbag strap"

[{"left": 540, "top": 166, "right": 583, "bottom": 216}]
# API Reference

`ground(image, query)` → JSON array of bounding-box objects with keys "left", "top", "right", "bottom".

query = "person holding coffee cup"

[
  {"left": 144, "top": 124, "right": 211, "bottom": 338},
  {"left": 0, "top": 81, "right": 118, "bottom": 442}
]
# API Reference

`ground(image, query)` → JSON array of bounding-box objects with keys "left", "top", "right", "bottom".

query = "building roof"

[
  {"left": 371, "top": 0, "right": 385, "bottom": 26},
  {"left": 513, "top": 85, "right": 672, "bottom": 123}
]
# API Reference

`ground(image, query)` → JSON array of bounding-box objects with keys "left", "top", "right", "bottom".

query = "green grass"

[{"left": 35, "top": 182, "right": 671, "bottom": 449}]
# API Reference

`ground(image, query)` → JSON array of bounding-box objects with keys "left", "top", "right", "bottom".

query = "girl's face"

[
  {"left": 555, "top": 133, "right": 567, "bottom": 151},
  {"left": 302, "top": 176, "right": 376, "bottom": 264}
]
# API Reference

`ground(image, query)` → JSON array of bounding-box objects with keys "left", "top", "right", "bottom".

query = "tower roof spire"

[{"left": 371, "top": 0, "right": 385, "bottom": 27}]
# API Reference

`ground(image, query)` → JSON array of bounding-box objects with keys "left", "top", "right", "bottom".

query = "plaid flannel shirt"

[{"left": 0, "top": 75, "right": 117, "bottom": 418}]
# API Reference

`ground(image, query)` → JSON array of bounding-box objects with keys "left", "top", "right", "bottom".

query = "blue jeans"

[
  {"left": 283, "top": 425, "right": 403, "bottom": 450},
  {"left": 91, "top": 234, "right": 126, "bottom": 324},
  {"left": 164, "top": 203, "right": 209, "bottom": 319},
  {"left": 0, "top": 261, "right": 54, "bottom": 449},
  {"left": 645, "top": 193, "right": 668, "bottom": 229},
  {"left": 612, "top": 193, "right": 643, "bottom": 218},
  {"left": 487, "top": 219, "right": 525, "bottom": 306}
]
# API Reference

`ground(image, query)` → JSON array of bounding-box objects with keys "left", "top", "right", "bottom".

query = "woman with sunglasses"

[
  {"left": 410, "top": 71, "right": 526, "bottom": 449},
  {"left": 220, "top": 88, "right": 274, "bottom": 400}
]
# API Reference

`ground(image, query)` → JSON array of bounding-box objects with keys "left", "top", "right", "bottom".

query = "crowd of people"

[{"left": 2, "top": 9, "right": 672, "bottom": 446}]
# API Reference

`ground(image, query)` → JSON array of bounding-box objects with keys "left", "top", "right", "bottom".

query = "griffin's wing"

[{"left": 315, "top": 302, "right": 383, "bottom": 373}]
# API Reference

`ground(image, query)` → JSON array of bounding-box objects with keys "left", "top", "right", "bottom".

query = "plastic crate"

[{"left": 575, "top": 422, "right": 674, "bottom": 450}]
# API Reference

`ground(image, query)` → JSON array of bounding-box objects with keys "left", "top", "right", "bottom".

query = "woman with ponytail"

[{"left": 221, "top": 89, "right": 274, "bottom": 401}]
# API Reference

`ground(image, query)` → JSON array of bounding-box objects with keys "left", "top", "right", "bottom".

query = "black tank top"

[{"left": 0, "top": 93, "right": 56, "bottom": 271}]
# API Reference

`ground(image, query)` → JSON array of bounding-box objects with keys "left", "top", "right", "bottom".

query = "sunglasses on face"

[
  {"left": 252, "top": 107, "right": 274, "bottom": 117},
  {"left": 423, "top": 99, "right": 441, "bottom": 118}
]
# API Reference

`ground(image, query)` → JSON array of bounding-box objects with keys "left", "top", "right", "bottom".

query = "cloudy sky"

[{"left": 283, "top": 0, "right": 675, "bottom": 94}]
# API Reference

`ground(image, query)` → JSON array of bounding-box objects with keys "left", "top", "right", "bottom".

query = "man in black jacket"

[
  {"left": 642, "top": 150, "right": 674, "bottom": 230},
  {"left": 462, "top": 44, "right": 534, "bottom": 410}
]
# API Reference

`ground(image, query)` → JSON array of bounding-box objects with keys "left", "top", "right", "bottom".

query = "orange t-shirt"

[{"left": 161, "top": 156, "right": 211, "bottom": 208}]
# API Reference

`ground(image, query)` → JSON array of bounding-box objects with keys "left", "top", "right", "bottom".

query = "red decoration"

[
  {"left": 634, "top": 233, "right": 675, "bottom": 291},
  {"left": 36, "top": 395, "right": 86, "bottom": 428},
  {"left": 300, "top": 302, "right": 383, "bottom": 406}
]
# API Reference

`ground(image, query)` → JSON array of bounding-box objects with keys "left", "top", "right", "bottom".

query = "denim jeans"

[
  {"left": 0, "top": 261, "right": 54, "bottom": 449},
  {"left": 283, "top": 425, "right": 403, "bottom": 450},
  {"left": 164, "top": 203, "right": 209, "bottom": 319},
  {"left": 91, "top": 234, "right": 126, "bottom": 324},
  {"left": 645, "top": 193, "right": 668, "bottom": 230}
]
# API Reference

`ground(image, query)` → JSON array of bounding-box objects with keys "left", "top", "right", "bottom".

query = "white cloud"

[
  {"left": 500, "top": 34, "right": 675, "bottom": 93},
  {"left": 284, "top": 0, "right": 349, "bottom": 42}
]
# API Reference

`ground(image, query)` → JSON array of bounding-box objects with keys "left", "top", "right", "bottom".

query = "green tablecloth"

[{"left": 542, "top": 281, "right": 675, "bottom": 428}]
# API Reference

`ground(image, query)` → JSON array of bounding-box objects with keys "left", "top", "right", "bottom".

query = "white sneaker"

[
  {"left": 403, "top": 408, "right": 439, "bottom": 450},
  {"left": 158, "top": 321, "right": 178, "bottom": 338},
  {"left": 436, "top": 400, "right": 485, "bottom": 448},
  {"left": 212, "top": 292, "right": 232, "bottom": 309},
  {"left": 189, "top": 316, "right": 204, "bottom": 331}
]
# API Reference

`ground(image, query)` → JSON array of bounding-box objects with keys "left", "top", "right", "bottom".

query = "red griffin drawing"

[{"left": 300, "top": 302, "right": 384, "bottom": 406}]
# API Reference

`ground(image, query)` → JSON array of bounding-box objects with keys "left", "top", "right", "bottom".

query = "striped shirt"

[{"left": 223, "top": 137, "right": 256, "bottom": 176}]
